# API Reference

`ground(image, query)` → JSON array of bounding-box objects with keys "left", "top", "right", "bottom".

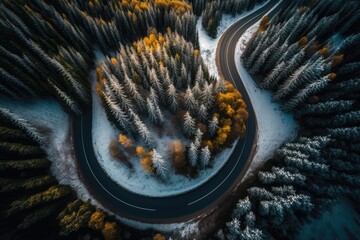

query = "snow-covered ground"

[
  {"left": 234, "top": 18, "right": 298, "bottom": 181},
  {"left": 119, "top": 217, "right": 199, "bottom": 239},
  {"left": 0, "top": 99, "right": 95, "bottom": 202},
  {"left": 91, "top": 69, "right": 237, "bottom": 197},
  {"left": 197, "top": 1, "right": 269, "bottom": 78},
  {"left": 297, "top": 198, "right": 360, "bottom": 240}
]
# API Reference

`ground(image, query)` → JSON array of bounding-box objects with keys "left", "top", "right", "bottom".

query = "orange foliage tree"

[
  {"left": 119, "top": 134, "right": 133, "bottom": 148},
  {"left": 153, "top": 233, "right": 166, "bottom": 240},
  {"left": 88, "top": 210, "right": 105, "bottom": 231},
  {"left": 136, "top": 146, "right": 154, "bottom": 173},
  {"left": 258, "top": 15, "right": 269, "bottom": 32},
  {"left": 102, "top": 221, "right": 118, "bottom": 240},
  {"left": 212, "top": 81, "right": 248, "bottom": 151}
]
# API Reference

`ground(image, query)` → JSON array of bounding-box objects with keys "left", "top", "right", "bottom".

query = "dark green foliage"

[
  {"left": 0, "top": 158, "right": 50, "bottom": 172},
  {"left": 7, "top": 185, "right": 73, "bottom": 216},
  {"left": 0, "top": 142, "right": 43, "bottom": 158},
  {"left": 0, "top": 175, "right": 56, "bottom": 193},
  {"left": 0, "top": 127, "right": 28, "bottom": 142},
  {"left": 18, "top": 203, "right": 59, "bottom": 230}
]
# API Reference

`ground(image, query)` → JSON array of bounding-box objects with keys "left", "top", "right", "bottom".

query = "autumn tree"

[
  {"left": 102, "top": 221, "right": 118, "bottom": 240},
  {"left": 89, "top": 210, "right": 105, "bottom": 231},
  {"left": 153, "top": 233, "right": 166, "bottom": 240}
]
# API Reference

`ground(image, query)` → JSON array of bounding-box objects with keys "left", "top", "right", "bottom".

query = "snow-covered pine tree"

[
  {"left": 208, "top": 116, "right": 219, "bottom": 137},
  {"left": 263, "top": 50, "right": 305, "bottom": 90},
  {"left": 215, "top": 78, "right": 227, "bottom": 93},
  {"left": 283, "top": 77, "right": 330, "bottom": 111},
  {"left": 131, "top": 110, "right": 155, "bottom": 148},
  {"left": 273, "top": 59, "right": 325, "bottom": 102},
  {"left": 188, "top": 142, "right": 198, "bottom": 167},
  {"left": 166, "top": 83, "right": 178, "bottom": 112},
  {"left": 198, "top": 104, "right": 208, "bottom": 122},
  {"left": 123, "top": 73, "right": 145, "bottom": 111},
  {"left": 147, "top": 98, "right": 158, "bottom": 125},
  {"left": 184, "top": 86, "right": 197, "bottom": 113},
  {"left": 200, "top": 146, "right": 211, "bottom": 168},
  {"left": 152, "top": 150, "right": 168, "bottom": 179},
  {"left": 195, "top": 66, "right": 205, "bottom": 86},
  {"left": 202, "top": 83, "right": 215, "bottom": 109},
  {"left": 226, "top": 218, "right": 241, "bottom": 240},
  {"left": 0, "top": 108, "right": 45, "bottom": 144},
  {"left": 48, "top": 80, "right": 81, "bottom": 115},
  {"left": 183, "top": 112, "right": 196, "bottom": 137}
]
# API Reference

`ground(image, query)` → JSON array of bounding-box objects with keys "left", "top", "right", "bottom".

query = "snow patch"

[
  {"left": 118, "top": 216, "right": 199, "bottom": 237},
  {"left": 234, "top": 16, "right": 298, "bottom": 181}
]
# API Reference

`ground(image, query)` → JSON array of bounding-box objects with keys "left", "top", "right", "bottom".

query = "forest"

[
  {"left": 0, "top": 0, "right": 359, "bottom": 239},
  {"left": 218, "top": 0, "right": 360, "bottom": 239},
  {"left": 97, "top": 30, "right": 247, "bottom": 178}
]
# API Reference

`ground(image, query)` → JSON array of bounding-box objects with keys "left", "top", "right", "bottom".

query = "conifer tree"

[
  {"left": 183, "top": 112, "right": 196, "bottom": 137},
  {"left": 152, "top": 150, "right": 168, "bottom": 179},
  {"left": 188, "top": 142, "right": 199, "bottom": 167},
  {"left": 200, "top": 146, "right": 211, "bottom": 168}
]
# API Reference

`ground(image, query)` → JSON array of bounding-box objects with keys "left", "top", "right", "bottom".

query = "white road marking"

[
  {"left": 80, "top": 115, "right": 156, "bottom": 212},
  {"left": 188, "top": 136, "right": 247, "bottom": 205}
]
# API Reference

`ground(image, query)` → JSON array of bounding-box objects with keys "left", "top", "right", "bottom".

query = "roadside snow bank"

[
  {"left": 119, "top": 217, "right": 199, "bottom": 238},
  {"left": 91, "top": 70, "right": 237, "bottom": 197},
  {"left": 235, "top": 17, "right": 298, "bottom": 181},
  {"left": 0, "top": 99, "right": 94, "bottom": 201}
]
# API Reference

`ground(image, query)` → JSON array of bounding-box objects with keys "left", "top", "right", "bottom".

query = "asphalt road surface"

[{"left": 73, "top": 0, "right": 287, "bottom": 223}]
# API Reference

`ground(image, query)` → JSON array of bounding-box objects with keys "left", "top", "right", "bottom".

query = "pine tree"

[
  {"left": 188, "top": 142, "right": 198, "bottom": 167},
  {"left": 226, "top": 218, "right": 241, "bottom": 239},
  {"left": 184, "top": 86, "right": 197, "bottom": 113},
  {"left": 197, "top": 104, "right": 208, "bottom": 122},
  {"left": 131, "top": 110, "right": 155, "bottom": 148},
  {"left": 183, "top": 112, "right": 196, "bottom": 137},
  {"left": 215, "top": 78, "right": 227, "bottom": 93},
  {"left": 152, "top": 150, "right": 168, "bottom": 179},
  {"left": 0, "top": 108, "right": 45, "bottom": 144},
  {"left": 167, "top": 83, "right": 178, "bottom": 112},
  {"left": 208, "top": 116, "right": 219, "bottom": 137},
  {"left": 200, "top": 146, "right": 211, "bottom": 168}
]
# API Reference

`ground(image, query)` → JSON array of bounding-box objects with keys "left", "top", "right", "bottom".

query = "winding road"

[{"left": 73, "top": 0, "right": 286, "bottom": 223}]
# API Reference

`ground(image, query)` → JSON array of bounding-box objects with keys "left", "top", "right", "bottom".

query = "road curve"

[{"left": 72, "top": 0, "right": 286, "bottom": 223}]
